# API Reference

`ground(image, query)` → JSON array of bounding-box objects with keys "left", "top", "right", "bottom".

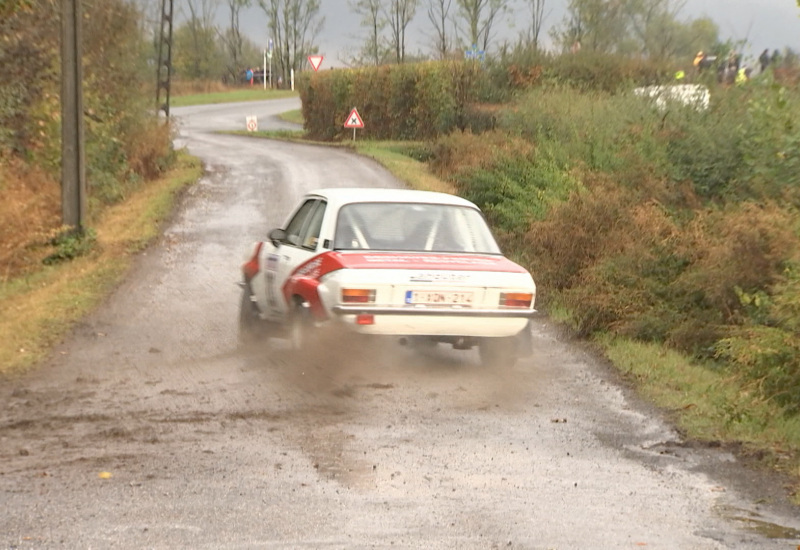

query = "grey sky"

[{"left": 236, "top": 0, "right": 799, "bottom": 68}]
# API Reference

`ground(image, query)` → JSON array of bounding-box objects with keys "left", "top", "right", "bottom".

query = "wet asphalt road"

[{"left": 1, "top": 98, "right": 799, "bottom": 549}]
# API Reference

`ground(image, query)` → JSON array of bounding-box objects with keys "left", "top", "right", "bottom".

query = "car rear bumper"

[
  {"left": 331, "top": 305, "right": 536, "bottom": 318},
  {"left": 329, "top": 306, "right": 535, "bottom": 337}
]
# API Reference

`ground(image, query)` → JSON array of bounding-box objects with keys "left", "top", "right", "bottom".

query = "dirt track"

[{"left": 1, "top": 99, "right": 799, "bottom": 549}]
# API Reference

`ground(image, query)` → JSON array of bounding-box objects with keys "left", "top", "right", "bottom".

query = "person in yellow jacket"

[{"left": 736, "top": 66, "right": 750, "bottom": 85}]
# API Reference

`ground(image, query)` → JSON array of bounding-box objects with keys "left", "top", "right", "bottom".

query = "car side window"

[
  {"left": 300, "top": 201, "right": 326, "bottom": 250},
  {"left": 283, "top": 200, "right": 317, "bottom": 247}
]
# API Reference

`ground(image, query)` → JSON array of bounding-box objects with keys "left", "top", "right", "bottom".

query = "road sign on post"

[
  {"left": 246, "top": 116, "right": 258, "bottom": 132},
  {"left": 464, "top": 43, "right": 486, "bottom": 62},
  {"left": 308, "top": 55, "right": 323, "bottom": 71},
  {"left": 268, "top": 38, "right": 273, "bottom": 89},
  {"left": 343, "top": 107, "right": 364, "bottom": 141}
]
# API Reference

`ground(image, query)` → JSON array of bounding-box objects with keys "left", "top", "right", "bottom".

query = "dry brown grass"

[
  {"left": 674, "top": 203, "right": 797, "bottom": 321},
  {"left": 0, "top": 153, "right": 202, "bottom": 374},
  {"left": 0, "top": 162, "right": 62, "bottom": 282},
  {"left": 429, "top": 130, "right": 536, "bottom": 179},
  {"left": 125, "top": 119, "right": 174, "bottom": 181},
  {"left": 523, "top": 168, "right": 800, "bottom": 352}
]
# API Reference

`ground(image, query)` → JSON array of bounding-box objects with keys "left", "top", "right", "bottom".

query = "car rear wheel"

[
  {"left": 478, "top": 337, "right": 517, "bottom": 367},
  {"left": 289, "top": 300, "right": 313, "bottom": 351},
  {"left": 238, "top": 288, "right": 263, "bottom": 346}
]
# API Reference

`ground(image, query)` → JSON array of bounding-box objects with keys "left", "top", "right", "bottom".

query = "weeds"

[
  {"left": 43, "top": 227, "right": 97, "bottom": 265},
  {"left": 431, "top": 67, "right": 800, "bottom": 417}
]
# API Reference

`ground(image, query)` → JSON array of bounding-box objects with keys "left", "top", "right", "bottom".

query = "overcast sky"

[{"left": 233, "top": 0, "right": 800, "bottom": 68}]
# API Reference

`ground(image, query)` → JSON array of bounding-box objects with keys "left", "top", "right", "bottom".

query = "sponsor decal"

[
  {"left": 296, "top": 257, "right": 324, "bottom": 279},
  {"left": 409, "top": 272, "right": 470, "bottom": 283}
]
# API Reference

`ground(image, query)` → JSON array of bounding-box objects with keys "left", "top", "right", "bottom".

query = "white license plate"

[{"left": 405, "top": 290, "right": 474, "bottom": 306}]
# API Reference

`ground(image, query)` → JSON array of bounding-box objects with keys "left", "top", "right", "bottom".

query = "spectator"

[{"left": 759, "top": 49, "right": 771, "bottom": 73}]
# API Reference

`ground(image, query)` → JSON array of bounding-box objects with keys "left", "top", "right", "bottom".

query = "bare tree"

[
  {"left": 525, "top": 0, "right": 547, "bottom": 50},
  {"left": 258, "top": 0, "right": 324, "bottom": 84},
  {"left": 178, "top": 0, "right": 220, "bottom": 79},
  {"left": 550, "top": 0, "right": 630, "bottom": 54},
  {"left": 383, "top": 0, "right": 419, "bottom": 63},
  {"left": 351, "top": 0, "right": 388, "bottom": 66},
  {"left": 427, "top": 0, "right": 454, "bottom": 59},
  {"left": 626, "top": 0, "right": 687, "bottom": 59},
  {"left": 221, "top": 0, "right": 250, "bottom": 81},
  {"left": 453, "top": 0, "right": 509, "bottom": 52}
]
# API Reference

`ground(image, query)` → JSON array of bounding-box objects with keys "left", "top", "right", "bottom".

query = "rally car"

[{"left": 239, "top": 188, "right": 537, "bottom": 365}]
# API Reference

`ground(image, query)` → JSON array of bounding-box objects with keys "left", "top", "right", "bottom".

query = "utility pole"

[
  {"left": 61, "top": 0, "right": 86, "bottom": 231},
  {"left": 155, "top": 0, "right": 174, "bottom": 118}
]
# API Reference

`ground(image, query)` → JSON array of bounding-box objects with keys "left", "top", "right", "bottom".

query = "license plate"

[{"left": 405, "top": 290, "right": 474, "bottom": 306}]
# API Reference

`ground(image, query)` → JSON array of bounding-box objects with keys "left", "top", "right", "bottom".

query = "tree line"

[{"left": 142, "top": 0, "right": 794, "bottom": 82}]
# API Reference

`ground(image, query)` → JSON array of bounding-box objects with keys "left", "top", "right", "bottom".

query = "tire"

[
  {"left": 289, "top": 301, "right": 313, "bottom": 352},
  {"left": 238, "top": 288, "right": 262, "bottom": 346},
  {"left": 478, "top": 337, "right": 517, "bottom": 367}
]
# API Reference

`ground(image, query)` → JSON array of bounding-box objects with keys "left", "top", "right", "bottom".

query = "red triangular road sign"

[
  {"left": 308, "top": 55, "right": 323, "bottom": 71},
  {"left": 343, "top": 107, "right": 364, "bottom": 129}
]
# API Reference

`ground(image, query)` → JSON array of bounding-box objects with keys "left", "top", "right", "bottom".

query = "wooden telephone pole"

[
  {"left": 155, "top": 0, "right": 174, "bottom": 118},
  {"left": 61, "top": 0, "right": 86, "bottom": 230}
]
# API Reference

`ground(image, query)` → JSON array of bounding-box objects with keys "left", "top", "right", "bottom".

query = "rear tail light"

[
  {"left": 500, "top": 292, "right": 534, "bottom": 308},
  {"left": 341, "top": 288, "right": 376, "bottom": 304},
  {"left": 356, "top": 314, "right": 375, "bottom": 325}
]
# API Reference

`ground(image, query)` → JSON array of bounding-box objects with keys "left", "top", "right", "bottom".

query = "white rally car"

[{"left": 239, "top": 188, "right": 537, "bottom": 365}]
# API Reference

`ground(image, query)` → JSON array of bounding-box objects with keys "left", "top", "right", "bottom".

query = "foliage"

[
  {"left": 0, "top": 1, "right": 59, "bottom": 158},
  {"left": 660, "top": 79, "right": 800, "bottom": 203},
  {"left": 480, "top": 47, "right": 674, "bottom": 101},
  {"left": 716, "top": 261, "right": 800, "bottom": 414},
  {"left": 0, "top": 0, "right": 175, "bottom": 279},
  {"left": 298, "top": 61, "right": 481, "bottom": 141},
  {"left": 43, "top": 228, "right": 97, "bottom": 265},
  {"left": 173, "top": 22, "right": 227, "bottom": 80},
  {"left": 427, "top": 58, "right": 800, "bottom": 414},
  {"left": 454, "top": 0, "right": 510, "bottom": 52},
  {"left": 550, "top": 0, "right": 721, "bottom": 59},
  {"left": 429, "top": 131, "right": 579, "bottom": 232}
]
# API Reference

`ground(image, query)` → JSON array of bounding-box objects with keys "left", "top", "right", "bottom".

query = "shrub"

[
  {"left": 429, "top": 131, "right": 579, "bottom": 233},
  {"left": 298, "top": 61, "right": 481, "bottom": 141}
]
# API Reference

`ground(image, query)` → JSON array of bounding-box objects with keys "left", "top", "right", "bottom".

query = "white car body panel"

[
  {"left": 318, "top": 265, "right": 534, "bottom": 337},
  {"left": 634, "top": 84, "right": 710, "bottom": 111}
]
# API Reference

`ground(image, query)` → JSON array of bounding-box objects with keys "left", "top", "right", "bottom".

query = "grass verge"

[
  {"left": 0, "top": 152, "right": 202, "bottom": 376},
  {"left": 599, "top": 334, "right": 800, "bottom": 496}
]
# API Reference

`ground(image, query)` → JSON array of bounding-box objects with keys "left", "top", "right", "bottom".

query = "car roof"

[{"left": 306, "top": 187, "right": 480, "bottom": 210}]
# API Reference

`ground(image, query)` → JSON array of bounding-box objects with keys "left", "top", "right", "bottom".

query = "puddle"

[{"left": 719, "top": 506, "right": 800, "bottom": 540}]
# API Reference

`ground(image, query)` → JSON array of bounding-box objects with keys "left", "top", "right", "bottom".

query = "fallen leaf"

[{"left": 98, "top": 471, "right": 112, "bottom": 479}]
